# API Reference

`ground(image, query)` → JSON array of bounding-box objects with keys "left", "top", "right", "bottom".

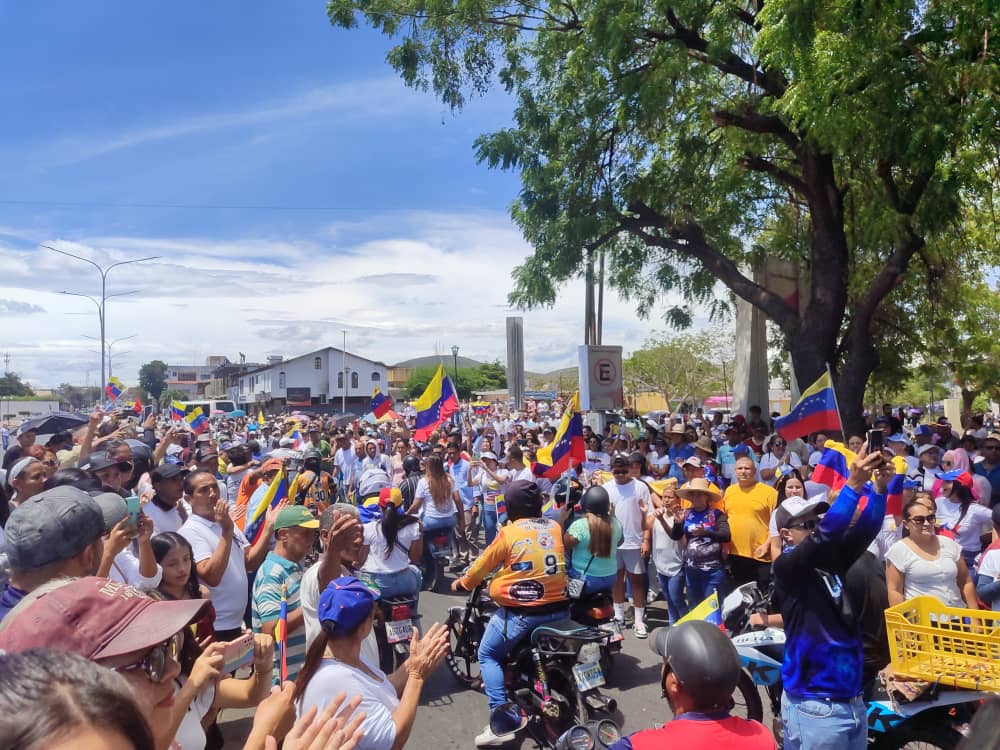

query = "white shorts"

[{"left": 616, "top": 548, "right": 644, "bottom": 574}]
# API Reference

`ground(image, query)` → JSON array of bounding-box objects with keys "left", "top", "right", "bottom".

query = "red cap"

[{"left": 0, "top": 577, "right": 208, "bottom": 660}]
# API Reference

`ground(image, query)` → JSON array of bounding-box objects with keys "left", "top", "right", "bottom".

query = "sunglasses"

[
  {"left": 907, "top": 515, "right": 936, "bottom": 526},
  {"left": 611, "top": 469, "right": 629, "bottom": 475},
  {"left": 115, "top": 632, "right": 182, "bottom": 683},
  {"left": 788, "top": 519, "right": 819, "bottom": 531}
]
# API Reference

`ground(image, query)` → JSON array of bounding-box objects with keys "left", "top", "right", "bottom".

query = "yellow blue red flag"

[{"left": 412, "top": 364, "right": 459, "bottom": 441}]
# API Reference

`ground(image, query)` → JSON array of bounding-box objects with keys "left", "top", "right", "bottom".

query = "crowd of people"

[{"left": 0, "top": 399, "right": 998, "bottom": 749}]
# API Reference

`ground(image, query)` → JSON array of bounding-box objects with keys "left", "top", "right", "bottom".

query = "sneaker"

[
  {"left": 634, "top": 620, "right": 648, "bottom": 639},
  {"left": 646, "top": 589, "right": 660, "bottom": 604},
  {"left": 475, "top": 725, "right": 517, "bottom": 747}
]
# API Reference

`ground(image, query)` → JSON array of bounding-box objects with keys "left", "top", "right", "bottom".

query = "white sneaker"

[
  {"left": 634, "top": 619, "right": 648, "bottom": 639},
  {"left": 475, "top": 725, "right": 516, "bottom": 747}
]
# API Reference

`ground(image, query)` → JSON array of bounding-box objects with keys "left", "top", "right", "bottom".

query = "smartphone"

[
  {"left": 140, "top": 405, "right": 153, "bottom": 423},
  {"left": 222, "top": 632, "right": 255, "bottom": 674},
  {"left": 867, "top": 429, "right": 884, "bottom": 451},
  {"left": 125, "top": 495, "right": 141, "bottom": 538}
]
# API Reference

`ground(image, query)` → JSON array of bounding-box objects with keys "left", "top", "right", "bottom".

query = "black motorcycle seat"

[{"left": 530, "top": 618, "right": 608, "bottom": 644}]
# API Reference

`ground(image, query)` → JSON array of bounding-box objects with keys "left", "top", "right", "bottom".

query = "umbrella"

[
  {"left": 211, "top": 409, "right": 226, "bottom": 415},
  {"left": 228, "top": 409, "right": 247, "bottom": 417},
  {"left": 266, "top": 448, "right": 302, "bottom": 461},
  {"left": 19, "top": 411, "right": 88, "bottom": 436}
]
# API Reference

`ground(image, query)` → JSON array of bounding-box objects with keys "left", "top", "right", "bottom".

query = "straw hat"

[{"left": 676, "top": 477, "right": 722, "bottom": 503}]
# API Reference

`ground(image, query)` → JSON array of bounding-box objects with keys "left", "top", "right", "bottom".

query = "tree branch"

[
  {"left": 739, "top": 154, "right": 809, "bottom": 195},
  {"left": 712, "top": 108, "right": 800, "bottom": 151}
]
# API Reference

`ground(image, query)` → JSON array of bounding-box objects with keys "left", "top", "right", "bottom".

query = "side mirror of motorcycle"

[{"left": 489, "top": 702, "right": 528, "bottom": 737}]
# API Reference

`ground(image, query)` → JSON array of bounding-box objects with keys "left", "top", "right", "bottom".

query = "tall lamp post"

[
  {"left": 45, "top": 245, "right": 160, "bottom": 389},
  {"left": 84, "top": 334, "right": 136, "bottom": 379}
]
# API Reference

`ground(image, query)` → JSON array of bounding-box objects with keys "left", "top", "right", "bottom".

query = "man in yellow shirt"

[{"left": 721, "top": 455, "right": 777, "bottom": 589}]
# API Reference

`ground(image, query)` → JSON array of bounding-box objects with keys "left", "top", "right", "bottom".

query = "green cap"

[{"left": 274, "top": 506, "right": 320, "bottom": 531}]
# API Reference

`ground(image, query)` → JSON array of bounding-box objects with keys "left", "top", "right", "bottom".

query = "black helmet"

[
  {"left": 650, "top": 621, "right": 741, "bottom": 711},
  {"left": 402, "top": 455, "right": 421, "bottom": 475},
  {"left": 505, "top": 480, "right": 543, "bottom": 521},
  {"left": 303, "top": 448, "right": 322, "bottom": 463},
  {"left": 580, "top": 485, "right": 610, "bottom": 517},
  {"left": 551, "top": 477, "right": 583, "bottom": 508}
]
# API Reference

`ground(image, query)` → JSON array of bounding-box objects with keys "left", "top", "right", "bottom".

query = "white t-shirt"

[
  {"left": 179, "top": 514, "right": 249, "bottom": 631},
  {"left": 298, "top": 658, "right": 399, "bottom": 750},
  {"left": 866, "top": 515, "right": 902, "bottom": 562},
  {"left": 934, "top": 498, "right": 993, "bottom": 554},
  {"left": 144, "top": 499, "right": 189, "bottom": 536},
  {"left": 108, "top": 546, "right": 162, "bottom": 590},
  {"left": 415, "top": 476, "right": 457, "bottom": 521},
  {"left": 172, "top": 678, "right": 215, "bottom": 750},
  {"left": 885, "top": 537, "right": 965, "bottom": 608},
  {"left": 977, "top": 548, "right": 1000, "bottom": 611},
  {"left": 361, "top": 520, "right": 420, "bottom": 575},
  {"left": 299, "top": 562, "right": 380, "bottom": 666},
  {"left": 602, "top": 479, "right": 652, "bottom": 550},
  {"left": 650, "top": 515, "right": 684, "bottom": 577},
  {"left": 758, "top": 452, "right": 802, "bottom": 486}
]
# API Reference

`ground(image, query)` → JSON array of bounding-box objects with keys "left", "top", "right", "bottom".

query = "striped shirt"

[{"left": 252, "top": 551, "right": 307, "bottom": 684}]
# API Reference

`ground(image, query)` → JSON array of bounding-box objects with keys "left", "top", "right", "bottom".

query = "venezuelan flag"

[
  {"left": 412, "top": 364, "right": 459, "bottom": 440},
  {"left": 245, "top": 466, "right": 288, "bottom": 545},
  {"left": 185, "top": 407, "right": 208, "bottom": 435},
  {"left": 171, "top": 400, "right": 186, "bottom": 421},
  {"left": 276, "top": 583, "right": 288, "bottom": 682},
  {"left": 286, "top": 429, "right": 304, "bottom": 450},
  {"left": 535, "top": 392, "right": 586, "bottom": 480},
  {"left": 370, "top": 387, "right": 392, "bottom": 419},
  {"left": 812, "top": 441, "right": 856, "bottom": 490},
  {"left": 885, "top": 455, "right": 907, "bottom": 516},
  {"left": 773, "top": 371, "right": 840, "bottom": 440},
  {"left": 105, "top": 376, "right": 124, "bottom": 400},
  {"left": 471, "top": 401, "right": 491, "bottom": 415},
  {"left": 676, "top": 591, "right": 723, "bottom": 628}
]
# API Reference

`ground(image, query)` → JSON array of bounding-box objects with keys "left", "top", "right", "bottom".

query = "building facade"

[{"left": 236, "top": 347, "right": 387, "bottom": 413}]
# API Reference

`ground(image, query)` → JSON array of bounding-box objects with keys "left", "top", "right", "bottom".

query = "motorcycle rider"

[
  {"left": 398, "top": 455, "right": 423, "bottom": 512},
  {"left": 289, "top": 448, "right": 335, "bottom": 515},
  {"left": 608, "top": 620, "right": 776, "bottom": 748},
  {"left": 451, "top": 480, "right": 569, "bottom": 747}
]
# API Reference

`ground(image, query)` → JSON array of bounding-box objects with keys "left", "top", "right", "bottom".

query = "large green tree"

[
  {"left": 328, "top": 0, "right": 998, "bottom": 432},
  {"left": 138, "top": 360, "right": 169, "bottom": 404},
  {"left": 624, "top": 330, "right": 728, "bottom": 410}
]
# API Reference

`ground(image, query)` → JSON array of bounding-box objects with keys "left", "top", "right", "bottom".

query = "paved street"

[{"left": 221, "top": 564, "right": 687, "bottom": 748}]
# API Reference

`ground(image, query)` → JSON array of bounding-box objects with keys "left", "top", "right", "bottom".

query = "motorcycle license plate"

[
  {"left": 600, "top": 621, "right": 624, "bottom": 643},
  {"left": 573, "top": 661, "right": 605, "bottom": 692},
  {"left": 386, "top": 619, "right": 413, "bottom": 643}
]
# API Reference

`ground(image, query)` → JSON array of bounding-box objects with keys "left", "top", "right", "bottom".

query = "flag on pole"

[
  {"left": 535, "top": 392, "right": 586, "bottom": 479},
  {"left": 245, "top": 466, "right": 288, "bottom": 545},
  {"left": 185, "top": 407, "right": 208, "bottom": 435},
  {"left": 370, "top": 387, "right": 392, "bottom": 419},
  {"left": 275, "top": 583, "right": 289, "bottom": 683},
  {"left": 257, "top": 410, "right": 266, "bottom": 426},
  {"left": 171, "top": 400, "right": 186, "bottom": 421},
  {"left": 105, "top": 376, "right": 125, "bottom": 400},
  {"left": 773, "top": 371, "right": 841, "bottom": 440},
  {"left": 286, "top": 429, "right": 304, "bottom": 450},
  {"left": 412, "top": 364, "right": 459, "bottom": 440},
  {"left": 133, "top": 399, "right": 142, "bottom": 414}
]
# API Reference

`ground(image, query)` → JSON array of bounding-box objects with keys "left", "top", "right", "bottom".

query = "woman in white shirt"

[
  {"left": 408, "top": 456, "right": 465, "bottom": 538},
  {"left": 758, "top": 436, "right": 802, "bottom": 486},
  {"left": 886, "top": 498, "right": 978, "bottom": 609},
  {"left": 933, "top": 472, "right": 993, "bottom": 569},
  {"left": 294, "top": 576, "right": 449, "bottom": 750},
  {"left": 360, "top": 489, "right": 423, "bottom": 600}
]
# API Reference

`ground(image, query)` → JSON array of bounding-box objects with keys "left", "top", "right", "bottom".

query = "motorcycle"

[
  {"left": 446, "top": 578, "right": 623, "bottom": 748},
  {"left": 419, "top": 526, "right": 453, "bottom": 593},
  {"left": 371, "top": 592, "right": 419, "bottom": 674},
  {"left": 721, "top": 582, "right": 987, "bottom": 749},
  {"left": 569, "top": 589, "right": 623, "bottom": 678}
]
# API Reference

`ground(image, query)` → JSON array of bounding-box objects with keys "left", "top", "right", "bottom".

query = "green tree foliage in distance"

[
  {"left": 158, "top": 389, "right": 189, "bottom": 409},
  {"left": 404, "top": 363, "right": 508, "bottom": 401},
  {"left": 138, "top": 361, "right": 169, "bottom": 404},
  {"left": 327, "top": 0, "right": 999, "bottom": 433},
  {"left": 56, "top": 383, "right": 103, "bottom": 410},
  {"left": 0, "top": 372, "right": 34, "bottom": 397},
  {"left": 624, "top": 330, "right": 730, "bottom": 412}
]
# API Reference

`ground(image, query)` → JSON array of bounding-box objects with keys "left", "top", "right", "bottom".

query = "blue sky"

[{"left": 0, "top": 2, "right": 664, "bottom": 388}]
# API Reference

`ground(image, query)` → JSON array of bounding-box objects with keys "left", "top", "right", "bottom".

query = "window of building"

[
  {"left": 278, "top": 372, "right": 286, "bottom": 388},
  {"left": 351, "top": 372, "right": 359, "bottom": 389},
  {"left": 314, "top": 356, "right": 322, "bottom": 370},
  {"left": 337, "top": 372, "right": 344, "bottom": 389},
  {"left": 371, "top": 372, "right": 380, "bottom": 382}
]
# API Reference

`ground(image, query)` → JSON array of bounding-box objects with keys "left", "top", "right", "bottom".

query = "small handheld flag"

[
  {"left": 676, "top": 591, "right": 723, "bottom": 628},
  {"left": 244, "top": 466, "right": 288, "bottom": 545},
  {"left": 535, "top": 392, "right": 586, "bottom": 479},
  {"left": 185, "top": 407, "right": 208, "bottom": 435},
  {"left": 277, "top": 583, "right": 289, "bottom": 683},
  {"left": 105, "top": 376, "right": 125, "bottom": 400},
  {"left": 774, "top": 371, "right": 841, "bottom": 440},
  {"left": 811, "top": 441, "right": 857, "bottom": 491},
  {"left": 412, "top": 364, "right": 459, "bottom": 440},
  {"left": 370, "top": 387, "right": 392, "bottom": 419},
  {"left": 171, "top": 400, "right": 186, "bottom": 421}
]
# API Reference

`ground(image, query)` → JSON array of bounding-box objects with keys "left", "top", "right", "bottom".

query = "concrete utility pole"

[{"left": 44, "top": 244, "right": 159, "bottom": 390}]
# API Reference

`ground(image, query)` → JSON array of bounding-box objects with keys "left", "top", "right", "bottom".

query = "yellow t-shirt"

[{"left": 721, "top": 482, "right": 778, "bottom": 560}]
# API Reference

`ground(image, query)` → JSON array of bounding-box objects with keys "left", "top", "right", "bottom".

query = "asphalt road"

[{"left": 220, "top": 562, "right": 774, "bottom": 748}]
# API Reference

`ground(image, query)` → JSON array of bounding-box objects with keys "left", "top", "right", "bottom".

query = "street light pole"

[
  {"left": 84, "top": 334, "right": 136, "bottom": 379},
  {"left": 342, "top": 330, "right": 348, "bottom": 414},
  {"left": 44, "top": 245, "right": 159, "bottom": 389}
]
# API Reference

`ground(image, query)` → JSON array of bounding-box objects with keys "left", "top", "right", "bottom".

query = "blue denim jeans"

[
  {"left": 781, "top": 693, "right": 866, "bottom": 750},
  {"left": 657, "top": 571, "right": 687, "bottom": 624},
  {"left": 478, "top": 606, "right": 569, "bottom": 710},
  {"left": 684, "top": 566, "right": 726, "bottom": 611},
  {"left": 569, "top": 572, "right": 616, "bottom": 596},
  {"left": 482, "top": 502, "right": 500, "bottom": 546},
  {"left": 360, "top": 566, "right": 422, "bottom": 605}
]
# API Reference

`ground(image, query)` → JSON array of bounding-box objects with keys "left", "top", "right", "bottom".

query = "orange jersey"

[{"left": 460, "top": 518, "right": 567, "bottom": 608}]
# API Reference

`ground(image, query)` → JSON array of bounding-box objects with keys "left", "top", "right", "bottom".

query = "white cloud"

[{"left": 0, "top": 210, "right": 689, "bottom": 387}]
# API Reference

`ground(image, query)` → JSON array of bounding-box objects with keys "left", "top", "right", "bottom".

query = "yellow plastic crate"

[{"left": 884, "top": 596, "right": 1000, "bottom": 692}]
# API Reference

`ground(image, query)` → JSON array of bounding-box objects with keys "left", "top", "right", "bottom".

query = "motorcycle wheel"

[
  {"left": 420, "top": 551, "right": 437, "bottom": 592},
  {"left": 731, "top": 670, "right": 764, "bottom": 723},
  {"left": 871, "top": 720, "right": 964, "bottom": 750},
  {"left": 445, "top": 609, "right": 482, "bottom": 689}
]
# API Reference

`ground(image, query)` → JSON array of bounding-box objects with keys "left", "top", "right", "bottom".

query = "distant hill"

[
  {"left": 526, "top": 366, "right": 579, "bottom": 390},
  {"left": 392, "top": 355, "right": 488, "bottom": 369}
]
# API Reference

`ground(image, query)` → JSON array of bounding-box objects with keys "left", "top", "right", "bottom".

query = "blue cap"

[
  {"left": 902, "top": 479, "right": 922, "bottom": 489},
  {"left": 914, "top": 425, "right": 933, "bottom": 437},
  {"left": 733, "top": 444, "right": 751, "bottom": 455},
  {"left": 934, "top": 469, "right": 963, "bottom": 481},
  {"left": 318, "top": 577, "right": 379, "bottom": 635},
  {"left": 887, "top": 433, "right": 910, "bottom": 445}
]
